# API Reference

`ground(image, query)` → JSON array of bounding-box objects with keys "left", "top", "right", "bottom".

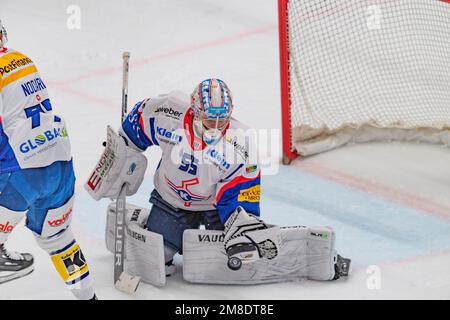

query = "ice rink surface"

[{"left": 1, "top": 0, "right": 450, "bottom": 299}]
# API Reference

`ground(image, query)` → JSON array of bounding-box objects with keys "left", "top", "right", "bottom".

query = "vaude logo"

[
  {"left": 154, "top": 106, "right": 183, "bottom": 119},
  {"left": 0, "top": 221, "right": 16, "bottom": 233},
  {"left": 198, "top": 234, "right": 224, "bottom": 243},
  {"left": 19, "top": 127, "right": 68, "bottom": 154},
  {"left": 48, "top": 208, "right": 72, "bottom": 227},
  {"left": 157, "top": 127, "right": 183, "bottom": 143}
]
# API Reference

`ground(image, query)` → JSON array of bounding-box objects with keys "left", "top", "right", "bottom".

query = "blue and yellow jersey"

[{"left": 0, "top": 48, "right": 71, "bottom": 173}]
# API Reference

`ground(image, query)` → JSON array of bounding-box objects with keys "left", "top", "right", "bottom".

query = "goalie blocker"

[
  {"left": 105, "top": 202, "right": 350, "bottom": 285},
  {"left": 84, "top": 126, "right": 148, "bottom": 201}
]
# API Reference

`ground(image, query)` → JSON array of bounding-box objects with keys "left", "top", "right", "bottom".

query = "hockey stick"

[{"left": 113, "top": 52, "right": 141, "bottom": 293}]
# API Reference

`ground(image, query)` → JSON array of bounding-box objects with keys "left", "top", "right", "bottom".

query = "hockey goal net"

[{"left": 279, "top": 0, "right": 450, "bottom": 162}]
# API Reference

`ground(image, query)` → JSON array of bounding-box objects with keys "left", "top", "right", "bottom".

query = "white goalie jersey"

[{"left": 119, "top": 91, "right": 261, "bottom": 224}]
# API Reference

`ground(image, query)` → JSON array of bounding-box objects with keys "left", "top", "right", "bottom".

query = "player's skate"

[
  {"left": 0, "top": 244, "right": 34, "bottom": 284},
  {"left": 224, "top": 207, "right": 280, "bottom": 271},
  {"left": 333, "top": 254, "right": 351, "bottom": 280}
]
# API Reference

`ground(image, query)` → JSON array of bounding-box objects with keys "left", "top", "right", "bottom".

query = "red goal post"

[{"left": 279, "top": 0, "right": 450, "bottom": 164}]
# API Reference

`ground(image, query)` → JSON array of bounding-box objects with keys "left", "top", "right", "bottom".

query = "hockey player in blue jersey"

[
  {"left": 0, "top": 20, "right": 96, "bottom": 299},
  {"left": 86, "top": 78, "right": 350, "bottom": 283}
]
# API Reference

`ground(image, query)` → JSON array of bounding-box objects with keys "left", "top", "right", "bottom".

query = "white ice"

[{"left": 1, "top": 0, "right": 450, "bottom": 300}]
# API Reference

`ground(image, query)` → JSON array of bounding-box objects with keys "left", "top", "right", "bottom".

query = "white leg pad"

[
  {"left": 183, "top": 226, "right": 337, "bottom": 284},
  {"left": 106, "top": 202, "right": 166, "bottom": 287}
]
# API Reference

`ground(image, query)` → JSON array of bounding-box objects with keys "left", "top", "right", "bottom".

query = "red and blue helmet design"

[{"left": 191, "top": 79, "right": 234, "bottom": 144}]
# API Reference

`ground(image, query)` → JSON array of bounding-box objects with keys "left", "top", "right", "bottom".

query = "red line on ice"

[
  {"left": 294, "top": 160, "right": 450, "bottom": 221},
  {"left": 47, "top": 25, "right": 277, "bottom": 88}
]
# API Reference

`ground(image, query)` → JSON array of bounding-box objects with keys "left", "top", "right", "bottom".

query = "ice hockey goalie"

[{"left": 86, "top": 79, "right": 351, "bottom": 286}]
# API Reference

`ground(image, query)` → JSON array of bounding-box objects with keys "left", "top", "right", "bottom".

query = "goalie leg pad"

[
  {"left": 183, "top": 226, "right": 337, "bottom": 284},
  {"left": 106, "top": 202, "right": 166, "bottom": 287}
]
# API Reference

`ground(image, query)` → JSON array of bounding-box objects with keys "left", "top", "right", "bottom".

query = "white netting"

[{"left": 286, "top": 0, "right": 450, "bottom": 155}]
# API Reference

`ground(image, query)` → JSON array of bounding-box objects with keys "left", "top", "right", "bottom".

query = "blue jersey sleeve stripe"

[
  {"left": 223, "top": 163, "right": 243, "bottom": 181},
  {"left": 149, "top": 117, "right": 159, "bottom": 146}
]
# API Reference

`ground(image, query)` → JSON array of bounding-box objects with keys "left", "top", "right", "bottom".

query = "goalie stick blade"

[{"left": 114, "top": 272, "right": 141, "bottom": 293}]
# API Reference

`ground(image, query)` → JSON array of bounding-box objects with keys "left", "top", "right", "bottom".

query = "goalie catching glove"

[
  {"left": 223, "top": 206, "right": 280, "bottom": 270},
  {"left": 84, "top": 126, "right": 148, "bottom": 200}
]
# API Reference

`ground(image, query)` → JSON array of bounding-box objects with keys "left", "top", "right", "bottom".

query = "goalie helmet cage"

[{"left": 278, "top": 0, "right": 450, "bottom": 164}]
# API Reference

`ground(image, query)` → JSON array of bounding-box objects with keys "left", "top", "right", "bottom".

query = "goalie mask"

[
  {"left": 0, "top": 20, "right": 7, "bottom": 48},
  {"left": 191, "top": 79, "right": 233, "bottom": 145}
]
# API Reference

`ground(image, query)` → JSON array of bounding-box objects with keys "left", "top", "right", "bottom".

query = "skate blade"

[
  {"left": 0, "top": 265, "right": 34, "bottom": 285},
  {"left": 114, "top": 272, "right": 141, "bottom": 293}
]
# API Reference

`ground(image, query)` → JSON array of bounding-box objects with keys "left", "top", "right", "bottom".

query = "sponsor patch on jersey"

[
  {"left": 156, "top": 127, "right": 183, "bottom": 144},
  {"left": 0, "top": 53, "right": 33, "bottom": 76},
  {"left": 205, "top": 148, "right": 230, "bottom": 170},
  {"left": 226, "top": 136, "right": 249, "bottom": 160},
  {"left": 245, "top": 165, "right": 258, "bottom": 174},
  {"left": 152, "top": 106, "right": 183, "bottom": 119},
  {"left": 19, "top": 126, "right": 69, "bottom": 154},
  {"left": 237, "top": 185, "right": 260, "bottom": 202}
]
